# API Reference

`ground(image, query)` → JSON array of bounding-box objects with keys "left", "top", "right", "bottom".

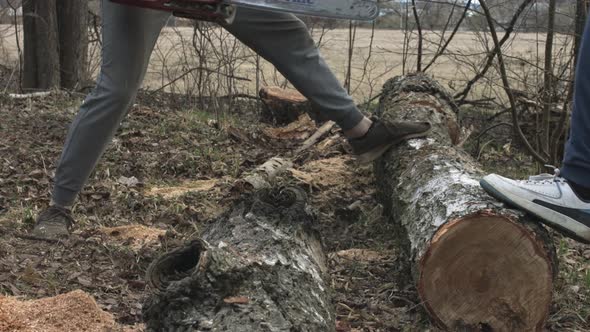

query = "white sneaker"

[{"left": 480, "top": 170, "right": 590, "bottom": 243}]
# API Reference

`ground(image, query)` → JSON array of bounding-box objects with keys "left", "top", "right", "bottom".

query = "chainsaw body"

[
  {"left": 110, "top": 0, "right": 236, "bottom": 22},
  {"left": 111, "top": 0, "right": 379, "bottom": 22}
]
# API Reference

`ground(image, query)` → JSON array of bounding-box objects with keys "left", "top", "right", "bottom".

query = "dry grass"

[{"left": 0, "top": 24, "right": 573, "bottom": 103}]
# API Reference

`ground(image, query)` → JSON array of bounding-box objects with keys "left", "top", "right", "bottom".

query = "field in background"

[{"left": 0, "top": 24, "right": 573, "bottom": 103}]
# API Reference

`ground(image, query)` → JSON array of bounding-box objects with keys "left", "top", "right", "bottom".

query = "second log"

[{"left": 374, "top": 74, "right": 558, "bottom": 331}]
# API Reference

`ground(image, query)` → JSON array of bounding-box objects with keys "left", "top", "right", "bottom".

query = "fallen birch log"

[
  {"left": 374, "top": 73, "right": 557, "bottom": 331},
  {"left": 8, "top": 91, "right": 53, "bottom": 99},
  {"left": 142, "top": 187, "right": 334, "bottom": 331},
  {"left": 238, "top": 156, "right": 293, "bottom": 190}
]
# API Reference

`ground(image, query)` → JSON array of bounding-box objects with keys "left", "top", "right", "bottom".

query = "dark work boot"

[
  {"left": 32, "top": 206, "right": 74, "bottom": 240},
  {"left": 348, "top": 118, "right": 431, "bottom": 164}
]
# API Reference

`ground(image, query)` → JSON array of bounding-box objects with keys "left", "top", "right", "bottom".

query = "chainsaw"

[{"left": 110, "top": 0, "right": 379, "bottom": 24}]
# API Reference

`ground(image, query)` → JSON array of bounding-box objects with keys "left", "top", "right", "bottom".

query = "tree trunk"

[
  {"left": 374, "top": 73, "right": 558, "bottom": 331},
  {"left": 57, "top": 0, "right": 88, "bottom": 90},
  {"left": 23, "top": 0, "right": 60, "bottom": 90},
  {"left": 22, "top": 0, "right": 88, "bottom": 91},
  {"left": 142, "top": 187, "right": 334, "bottom": 331},
  {"left": 259, "top": 86, "right": 323, "bottom": 125}
]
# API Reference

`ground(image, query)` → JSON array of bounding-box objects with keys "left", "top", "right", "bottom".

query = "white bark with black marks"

[
  {"left": 143, "top": 188, "right": 334, "bottom": 332},
  {"left": 374, "top": 73, "right": 558, "bottom": 331}
]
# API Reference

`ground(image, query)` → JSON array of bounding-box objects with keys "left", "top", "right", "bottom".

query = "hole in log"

[
  {"left": 147, "top": 240, "right": 205, "bottom": 291},
  {"left": 419, "top": 215, "right": 553, "bottom": 331},
  {"left": 480, "top": 322, "right": 493, "bottom": 332}
]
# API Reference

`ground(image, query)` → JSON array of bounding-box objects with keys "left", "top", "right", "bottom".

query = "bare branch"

[
  {"left": 411, "top": 0, "right": 423, "bottom": 72},
  {"left": 424, "top": 0, "right": 472, "bottom": 72},
  {"left": 479, "top": 0, "right": 548, "bottom": 164},
  {"left": 454, "top": 0, "right": 535, "bottom": 103}
]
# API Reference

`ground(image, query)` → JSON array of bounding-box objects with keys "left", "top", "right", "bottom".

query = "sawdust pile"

[
  {"left": 146, "top": 178, "right": 220, "bottom": 199},
  {"left": 100, "top": 225, "right": 166, "bottom": 251},
  {"left": 263, "top": 114, "right": 316, "bottom": 140},
  {"left": 0, "top": 290, "right": 119, "bottom": 332},
  {"left": 290, "top": 156, "right": 354, "bottom": 189}
]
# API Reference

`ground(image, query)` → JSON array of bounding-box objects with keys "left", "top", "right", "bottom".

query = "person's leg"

[
  {"left": 222, "top": 8, "right": 430, "bottom": 162},
  {"left": 34, "top": 0, "right": 169, "bottom": 238},
  {"left": 561, "top": 17, "right": 590, "bottom": 195},
  {"left": 222, "top": 8, "right": 363, "bottom": 131},
  {"left": 52, "top": 1, "right": 169, "bottom": 207},
  {"left": 480, "top": 17, "right": 590, "bottom": 243}
]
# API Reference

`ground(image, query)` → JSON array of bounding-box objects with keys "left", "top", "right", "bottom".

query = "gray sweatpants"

[{"left": 52, "top": 0, "right": 364, "bottom": 206}]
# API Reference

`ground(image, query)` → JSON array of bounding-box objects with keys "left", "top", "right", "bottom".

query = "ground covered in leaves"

[{"left": 0, "top": 91, "right": 589, "bottom": 331}]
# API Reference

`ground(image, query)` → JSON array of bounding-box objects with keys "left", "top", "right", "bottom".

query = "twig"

[
  {"left": 475, "top": 122, "right": 513, "bottom": 147},
  {"left": 295, "top": 121, "right": 336, "bottom": 155},
  {"left": 454, "top": 0, "right": 535, "bottom": 103},
  {"left": 344, "top": 21, "right": 357, "bottom": 93},
  {"left": 8, "top": 91, "right": 53, "bottom": 99},
  {"left": 460, "top": 97, "right": 496, "bottom": 108},
  {"left": 358, "top": 93, "right": 383, "bottom": 111},
  {"left": 550, "top": 63, "right": 574, "bottom": 164},
  {"left": 351, "top": 21, "right": 376, "bottom": 97},
  {"left": 479, "top": 0, "right": 547, "bottom": 164},
  {"left": 424, "top": 0, "right": 472, "bottom": 72},
  {"left": 7, "top": 0, "right": 22, "bottom": 92},
  {"left": 477, "top": 139, "right": 495, "bottom": 161},
  {"left": 486, "top": 107, "right": 512, "bottom": 122},
  {"left": 457, "top": 125, "right": 475, "bottom": 148},
  {"left": 2, "top": 65, "right": 18, "bottom": 94},
  {"left": 411, "top": 0, "right": 423, "bottom": 72},
  {"left": 542, "top": 0, "right": 557, "bottom": 157},
  {"left": 151, "top": 66, "right": 250, "bottom": 95},
  {"left": 14, "top": 233, "right": 62, "bottom": 244}
]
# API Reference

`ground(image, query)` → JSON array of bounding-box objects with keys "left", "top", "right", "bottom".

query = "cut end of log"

[
  {"left": 419, "top": 213, "right": 553, "bottom": 331},
  {"left": 259, "top": 86, "right": 307, "bottom": 104}
]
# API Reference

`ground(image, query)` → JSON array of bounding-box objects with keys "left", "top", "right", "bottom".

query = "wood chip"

[
  {"left": 223, "top": 296, "right": 249, "bottom": 305},
  {"left": 147, "top": 179, "right": 220, "bottom": 199},
  {"left": 100, "top": 225, "right": 166, "bottom": 251}
]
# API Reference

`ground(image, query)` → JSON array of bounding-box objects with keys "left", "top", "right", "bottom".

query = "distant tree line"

[{"left": 297, "top": 0, "right": 581, "bottom": 32}]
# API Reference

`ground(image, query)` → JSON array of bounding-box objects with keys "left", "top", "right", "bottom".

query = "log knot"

[{"left": 255, "top": 186, "right": 309, "bottom": 214}]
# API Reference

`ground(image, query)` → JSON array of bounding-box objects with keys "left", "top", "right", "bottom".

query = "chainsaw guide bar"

[{"left": 111, "top": 0, "right": 379, "bottom": 22}]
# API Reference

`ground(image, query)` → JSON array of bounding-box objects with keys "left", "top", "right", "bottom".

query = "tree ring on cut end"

[{"left": 419, "top": 214, "right": 553, "bottom": 331}]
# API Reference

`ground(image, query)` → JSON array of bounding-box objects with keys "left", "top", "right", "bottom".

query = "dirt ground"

[
  {"left": 0, "top": 80, "right": 589, "bottom": 331},
  {"left": 0, "top": 89, "right": 424, "bottom": 331},
  {"left": 0, "top": 6, "right": 586, "bottom": 330}
]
